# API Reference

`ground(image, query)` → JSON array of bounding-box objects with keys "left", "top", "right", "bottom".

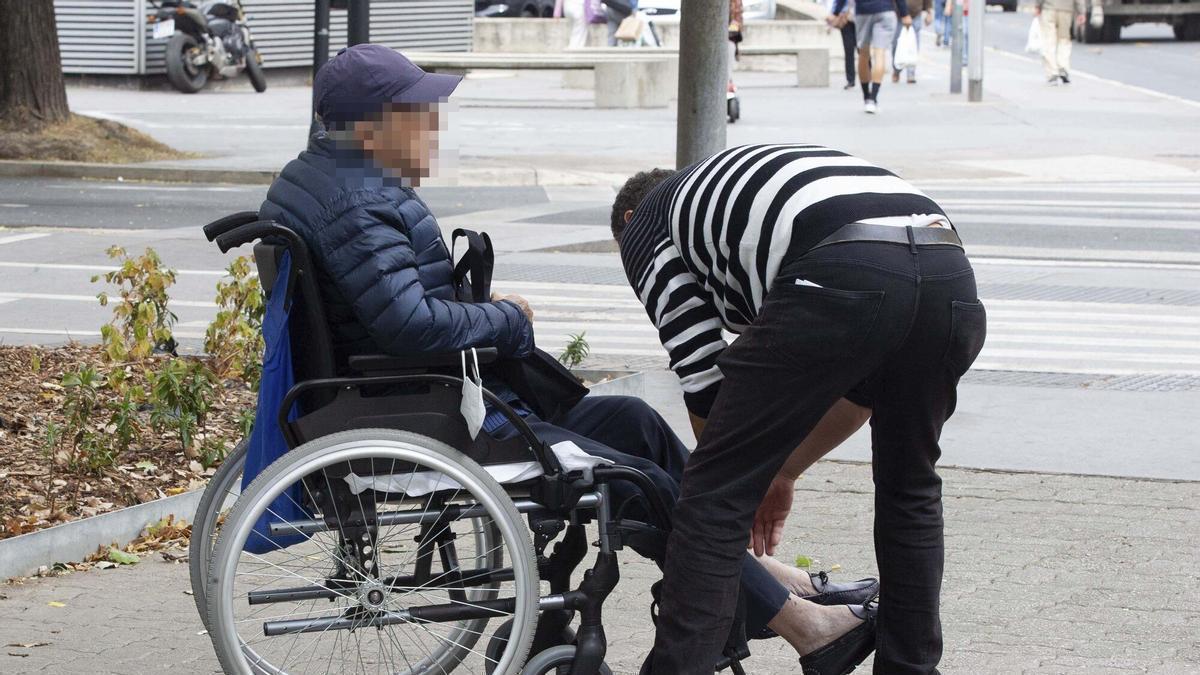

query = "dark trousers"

[
  {"left": 649, "top": 238, "right": 987, "bottom": 674},
  {"left": 842, "top": 21, "right": 858, "bottom": 85},
  {"left": 493, "top": 395, "right": 790, "bottom": 635}
]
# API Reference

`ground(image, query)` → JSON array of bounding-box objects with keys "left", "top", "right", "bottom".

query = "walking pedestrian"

[
  {"left": 612, "top": 143, "right": 987, "bottom": 675},
  {"left": 892, "top": 0, "right": 931, "bottom": 83},
  {"left": 833, "top": 0, "right": 912, "bottom": 113},
  {"left": 1036, "top": 0, "right": 1083, "bottom": 84},
  {"left": 933, "top": 0, "right": 948, "bottom": 45},
  {"left": 555, "top": 0, "right": 589, "bottom": 49},
  {"left": 826, "top": 0, "right": 859, "bottom": 90},
  {"left": 944, "top": 0, "right": 969, "bottom": 66},
  {"left": 604, "top": 0, "right": 636, "bottom": 46}
]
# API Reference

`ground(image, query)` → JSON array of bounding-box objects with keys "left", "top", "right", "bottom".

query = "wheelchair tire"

[
  {"left": 487, "top": 620, "right": 581, "bottom": 674},
  {"left": 521, "top": 645, "right": 613, "bottom": 675},
  {"left": 188, "top": 437, "right": 248, "bottom": 630},
  {"left": 207, "top": 428, "right": 539, "bottom": 675}
]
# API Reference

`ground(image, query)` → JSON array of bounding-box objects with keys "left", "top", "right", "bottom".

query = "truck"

[{"left": 1075, "top": 0, "right": 1200, "bottom": 42}]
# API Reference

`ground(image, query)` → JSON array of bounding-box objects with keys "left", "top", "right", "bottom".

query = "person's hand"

[
  {"left": 492, "top": 292, "right": 534, "bottom": 322},
  {"left": 902, "top": 14, "right": 913, "bottom": 26},
  {"left": 1076, "top": 12, "right": 1086, "bottom": 25},
  {"left": 924, "top": 11, "right": 933, "bottom": 25},
  {"left": 751, "top": 475, "right": 795, "bottom": 557}
]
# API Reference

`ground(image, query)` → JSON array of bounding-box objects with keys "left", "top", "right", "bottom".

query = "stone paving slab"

[{"left": 2, "top": 462, "right": 1197, "bottom": 674}]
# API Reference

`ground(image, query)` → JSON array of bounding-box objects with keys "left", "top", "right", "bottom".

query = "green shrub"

[
  {"left": 93, "top": 246, "right": 178, "bottom": 361},
  {"left": 205, "top": 255, "right": 265, "bottom": 389}
]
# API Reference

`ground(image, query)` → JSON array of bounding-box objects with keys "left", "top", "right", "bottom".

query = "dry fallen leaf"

[
  {"left": 5, "top": 642, "right": 49, "bottom": 648},
  {"left": 46, "top": 601, "right": 65, "bottom": 608}
]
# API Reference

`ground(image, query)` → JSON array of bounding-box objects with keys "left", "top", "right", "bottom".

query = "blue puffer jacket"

[{"left": 258, "top": 134, "right": 534, "bottom": 368}]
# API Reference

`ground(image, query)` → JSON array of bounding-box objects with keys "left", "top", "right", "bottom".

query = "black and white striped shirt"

[{"left": 619, "top": 144, "right": 948, "bottom": 417}]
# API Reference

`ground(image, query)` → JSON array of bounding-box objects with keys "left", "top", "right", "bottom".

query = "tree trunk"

[{"left": 0, "top": 0, "right": 70, "bottom": 129}]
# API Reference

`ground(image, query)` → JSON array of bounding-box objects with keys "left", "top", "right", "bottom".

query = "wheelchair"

[{"left": 192, "top": 213, "right": 755, "bottom": 675}]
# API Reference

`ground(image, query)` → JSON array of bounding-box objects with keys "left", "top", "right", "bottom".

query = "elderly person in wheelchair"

[{"left": 196, "top": 45, "right": 878, "bottom": 675}]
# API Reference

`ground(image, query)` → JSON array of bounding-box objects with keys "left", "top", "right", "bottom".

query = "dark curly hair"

[{"left": 611, "top": 168, "right": 676, "bottom": 241}]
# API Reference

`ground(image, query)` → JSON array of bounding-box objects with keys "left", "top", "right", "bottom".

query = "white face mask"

[{"left": 460, "top": 348, "right": 485, "bottom": 440}]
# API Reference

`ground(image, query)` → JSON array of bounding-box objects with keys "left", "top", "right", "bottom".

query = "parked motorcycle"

[{"left": 149, "top": 1, "right": 267, "bottom": 94}]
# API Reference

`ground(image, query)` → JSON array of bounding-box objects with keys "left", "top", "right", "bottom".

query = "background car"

[
  {"left": 475, "top": 0, "right": 555, "bottom": 17},
  {"left": 637, "top": 0, "right": 778, "bottom": 23}
]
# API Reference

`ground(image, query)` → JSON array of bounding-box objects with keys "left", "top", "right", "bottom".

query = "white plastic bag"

[
  {"left": 893, "top": 26, "right": 919, "bottom": 70},
  {"left": 1025, "top": 16, "right": 1042, "bottom": 53},
  {"left": 460, "top": 348, "right": 485, "bottom": 439}
]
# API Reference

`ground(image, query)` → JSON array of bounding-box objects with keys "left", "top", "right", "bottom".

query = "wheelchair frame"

[{"left": 199, "top": 213, "right": 693, "bottom": 675}]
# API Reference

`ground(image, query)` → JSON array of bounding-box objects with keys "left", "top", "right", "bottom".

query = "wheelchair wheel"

[
  {"left": 207, "top": 429, "right": 539, "bottom": 674},
  {"left": 521, "top": 645, "right": 613, "bottom": 675},
  {"left": 189, "top": 437, "right": 248, "bottom": 629}
]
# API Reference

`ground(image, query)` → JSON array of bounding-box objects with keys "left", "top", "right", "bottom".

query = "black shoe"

[
  {"left": 799, "top": 597, "right": 879, "bottom": 675},
  {"left": 752, "top": 574, "right": 879, "bottom": 641},
  {"left": 843, "top": 82, "right": 856, "bottom": 90},
  {"left": 1060, "top": 71, "right": 1070, "bottom": 84},
  {"left": 802, "top": 572, "right": 880, "bottom": 607}
]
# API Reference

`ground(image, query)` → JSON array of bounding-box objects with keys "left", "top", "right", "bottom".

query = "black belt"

[{"left": 812, "top": 223, "right": 962, "bottom": 250}]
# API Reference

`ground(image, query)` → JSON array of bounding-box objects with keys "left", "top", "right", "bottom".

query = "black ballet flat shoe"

[
  {"left": 802, "top": 571, "right": 880, "bottom": 607},
  {"left": 799, "top": 598, "right": 878, "bottom": 675}
]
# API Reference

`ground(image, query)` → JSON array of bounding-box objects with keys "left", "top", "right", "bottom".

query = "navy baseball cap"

[{"left": 314, "top": 44, "right": 462, "bottom": 124}]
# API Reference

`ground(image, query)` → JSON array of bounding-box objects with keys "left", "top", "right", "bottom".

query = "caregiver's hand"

[{"left": 751, "top": 475, "right": 795, "bottom": 557}]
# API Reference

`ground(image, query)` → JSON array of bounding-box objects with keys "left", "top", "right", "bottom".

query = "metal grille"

[
  {"left": 54, "top": 1, "right": 141, "bottom": 74},
  {"left": 57, "top": 0, "right": 472, "bottom": 75}
]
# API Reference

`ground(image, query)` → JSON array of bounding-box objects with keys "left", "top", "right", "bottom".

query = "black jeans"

[
  {"left": 649, "top": 238, "right": 987, "bottom": 674},
  {"left": 842, "top": 21, "right": 858, "bottom": 86},
  {"left": 492, "top": 395, "right": 790, "bottom": 635}
]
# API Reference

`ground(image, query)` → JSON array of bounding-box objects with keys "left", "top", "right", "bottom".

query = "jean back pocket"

[{"left": 944, "top": 300, "right": 987, "bottom": 378}]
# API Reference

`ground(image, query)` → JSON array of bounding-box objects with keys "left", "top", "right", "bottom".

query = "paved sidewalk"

[
  {"left": 2, "top": 462, "right": 1197, "bottom": 674},
  {"left": 59, "top": 32, "right": 1200, "bottom": 186}
]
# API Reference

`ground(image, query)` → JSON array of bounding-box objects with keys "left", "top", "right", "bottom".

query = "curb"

[
  {"left": 0, "top": 488, "right": 205, "bottom": 580},
  {"left": 0, "top": 160, "right": 625, "bottom": 188},
  {"left": 0, "top": 160, "right": 278, "bottom": 186}
]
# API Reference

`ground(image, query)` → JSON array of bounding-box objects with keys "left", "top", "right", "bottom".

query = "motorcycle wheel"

[
  {"left": 245, "top": 49, "right": 267, "bottom": 93},
  {"left": 166, "top": 32, "right": 208, "bottom": 93}
]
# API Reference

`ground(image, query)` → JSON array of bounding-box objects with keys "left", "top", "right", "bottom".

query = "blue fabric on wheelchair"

[{"left": 241, "top": 251, "right": 310, "bottom": 554}]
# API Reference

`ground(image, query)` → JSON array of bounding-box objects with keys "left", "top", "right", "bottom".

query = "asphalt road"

[
  {"left": 984, "top": 5, "right": 1200, "bottom": 101},
  {"left": 4, "top": 177, "right": 1198, "bottom": 257}
]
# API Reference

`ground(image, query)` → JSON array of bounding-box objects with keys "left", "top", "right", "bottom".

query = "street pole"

[
  {"left": 676, "top": 0, "right": 729, "bottom": 169},
  {"left": 313, "top": 0, "right": 330, "bottom": 77},
  {"left": 967, "top": 0, "right": 984, "bottom": 101},
  {"left": 949, "top": 0, "right": 963, "bottom": 94},
  {"left": 348, "top": 0, "right": 370, "bottom": 46},
  {"left": 310, "top": 0, "right": 331, "bottom": 137}
]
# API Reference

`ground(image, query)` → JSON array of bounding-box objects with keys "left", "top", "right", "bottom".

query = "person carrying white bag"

[{"left": 891, "top": 0, "right": 929, "bottom": 83}]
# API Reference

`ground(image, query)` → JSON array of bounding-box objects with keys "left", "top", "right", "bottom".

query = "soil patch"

[
  {"left": 0, "top": 114, "right": 191, "bottom": 163},
  {"left": 0, "top": 344, "right": 254, "bottom": 540}
]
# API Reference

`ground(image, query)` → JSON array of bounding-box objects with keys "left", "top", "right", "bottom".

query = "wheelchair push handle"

[
  {"left": 202, "top": 211, "right": 259, "bottom": 242},
  {"left": 214, "top": 220, "right": 305, "bottom": 254}
]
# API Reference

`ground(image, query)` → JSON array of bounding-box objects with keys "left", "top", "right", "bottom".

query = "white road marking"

[
  {"left": 0, "top": 261, "right": 229, "bottom": 276},
  {"left": 0, "top": 327, "right": 206, "bottom": 339},
  {"left": 0, "top": 233, "right": 51, "bottom": 246},
  {"left": 0, "top": 292, "right": 215, "bottom": 308},
  {"left": 0, "top": 203, "right": 30, "bottom": 208}
]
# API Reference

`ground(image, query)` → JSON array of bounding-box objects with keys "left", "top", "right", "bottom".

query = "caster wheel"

[{"left": 521, "top": 645, "right": 614, "bottom": 675}]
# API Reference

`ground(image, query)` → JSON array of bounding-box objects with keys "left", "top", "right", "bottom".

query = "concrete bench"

[
  {"left": 564, "top": 46, "right": 828, "bottom": 89},
  {"left": 404, "top": 52, "right": 672, "bottom": 108},
  {"left": 738, "top": 46, "right": 830, "bottom": 87}
]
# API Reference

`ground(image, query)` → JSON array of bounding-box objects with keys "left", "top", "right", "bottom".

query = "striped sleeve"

[{"left": 634, "top": 239, "right": 728, "bottom": 419}]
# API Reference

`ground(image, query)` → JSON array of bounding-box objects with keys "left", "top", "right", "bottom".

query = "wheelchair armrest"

[{"left": 348, "top": 348, "right": 499, "bottom": 374}]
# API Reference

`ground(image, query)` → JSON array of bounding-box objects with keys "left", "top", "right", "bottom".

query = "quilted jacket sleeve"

[{"left": 314, "top": 195, "right": 535, "bottom": 358}]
